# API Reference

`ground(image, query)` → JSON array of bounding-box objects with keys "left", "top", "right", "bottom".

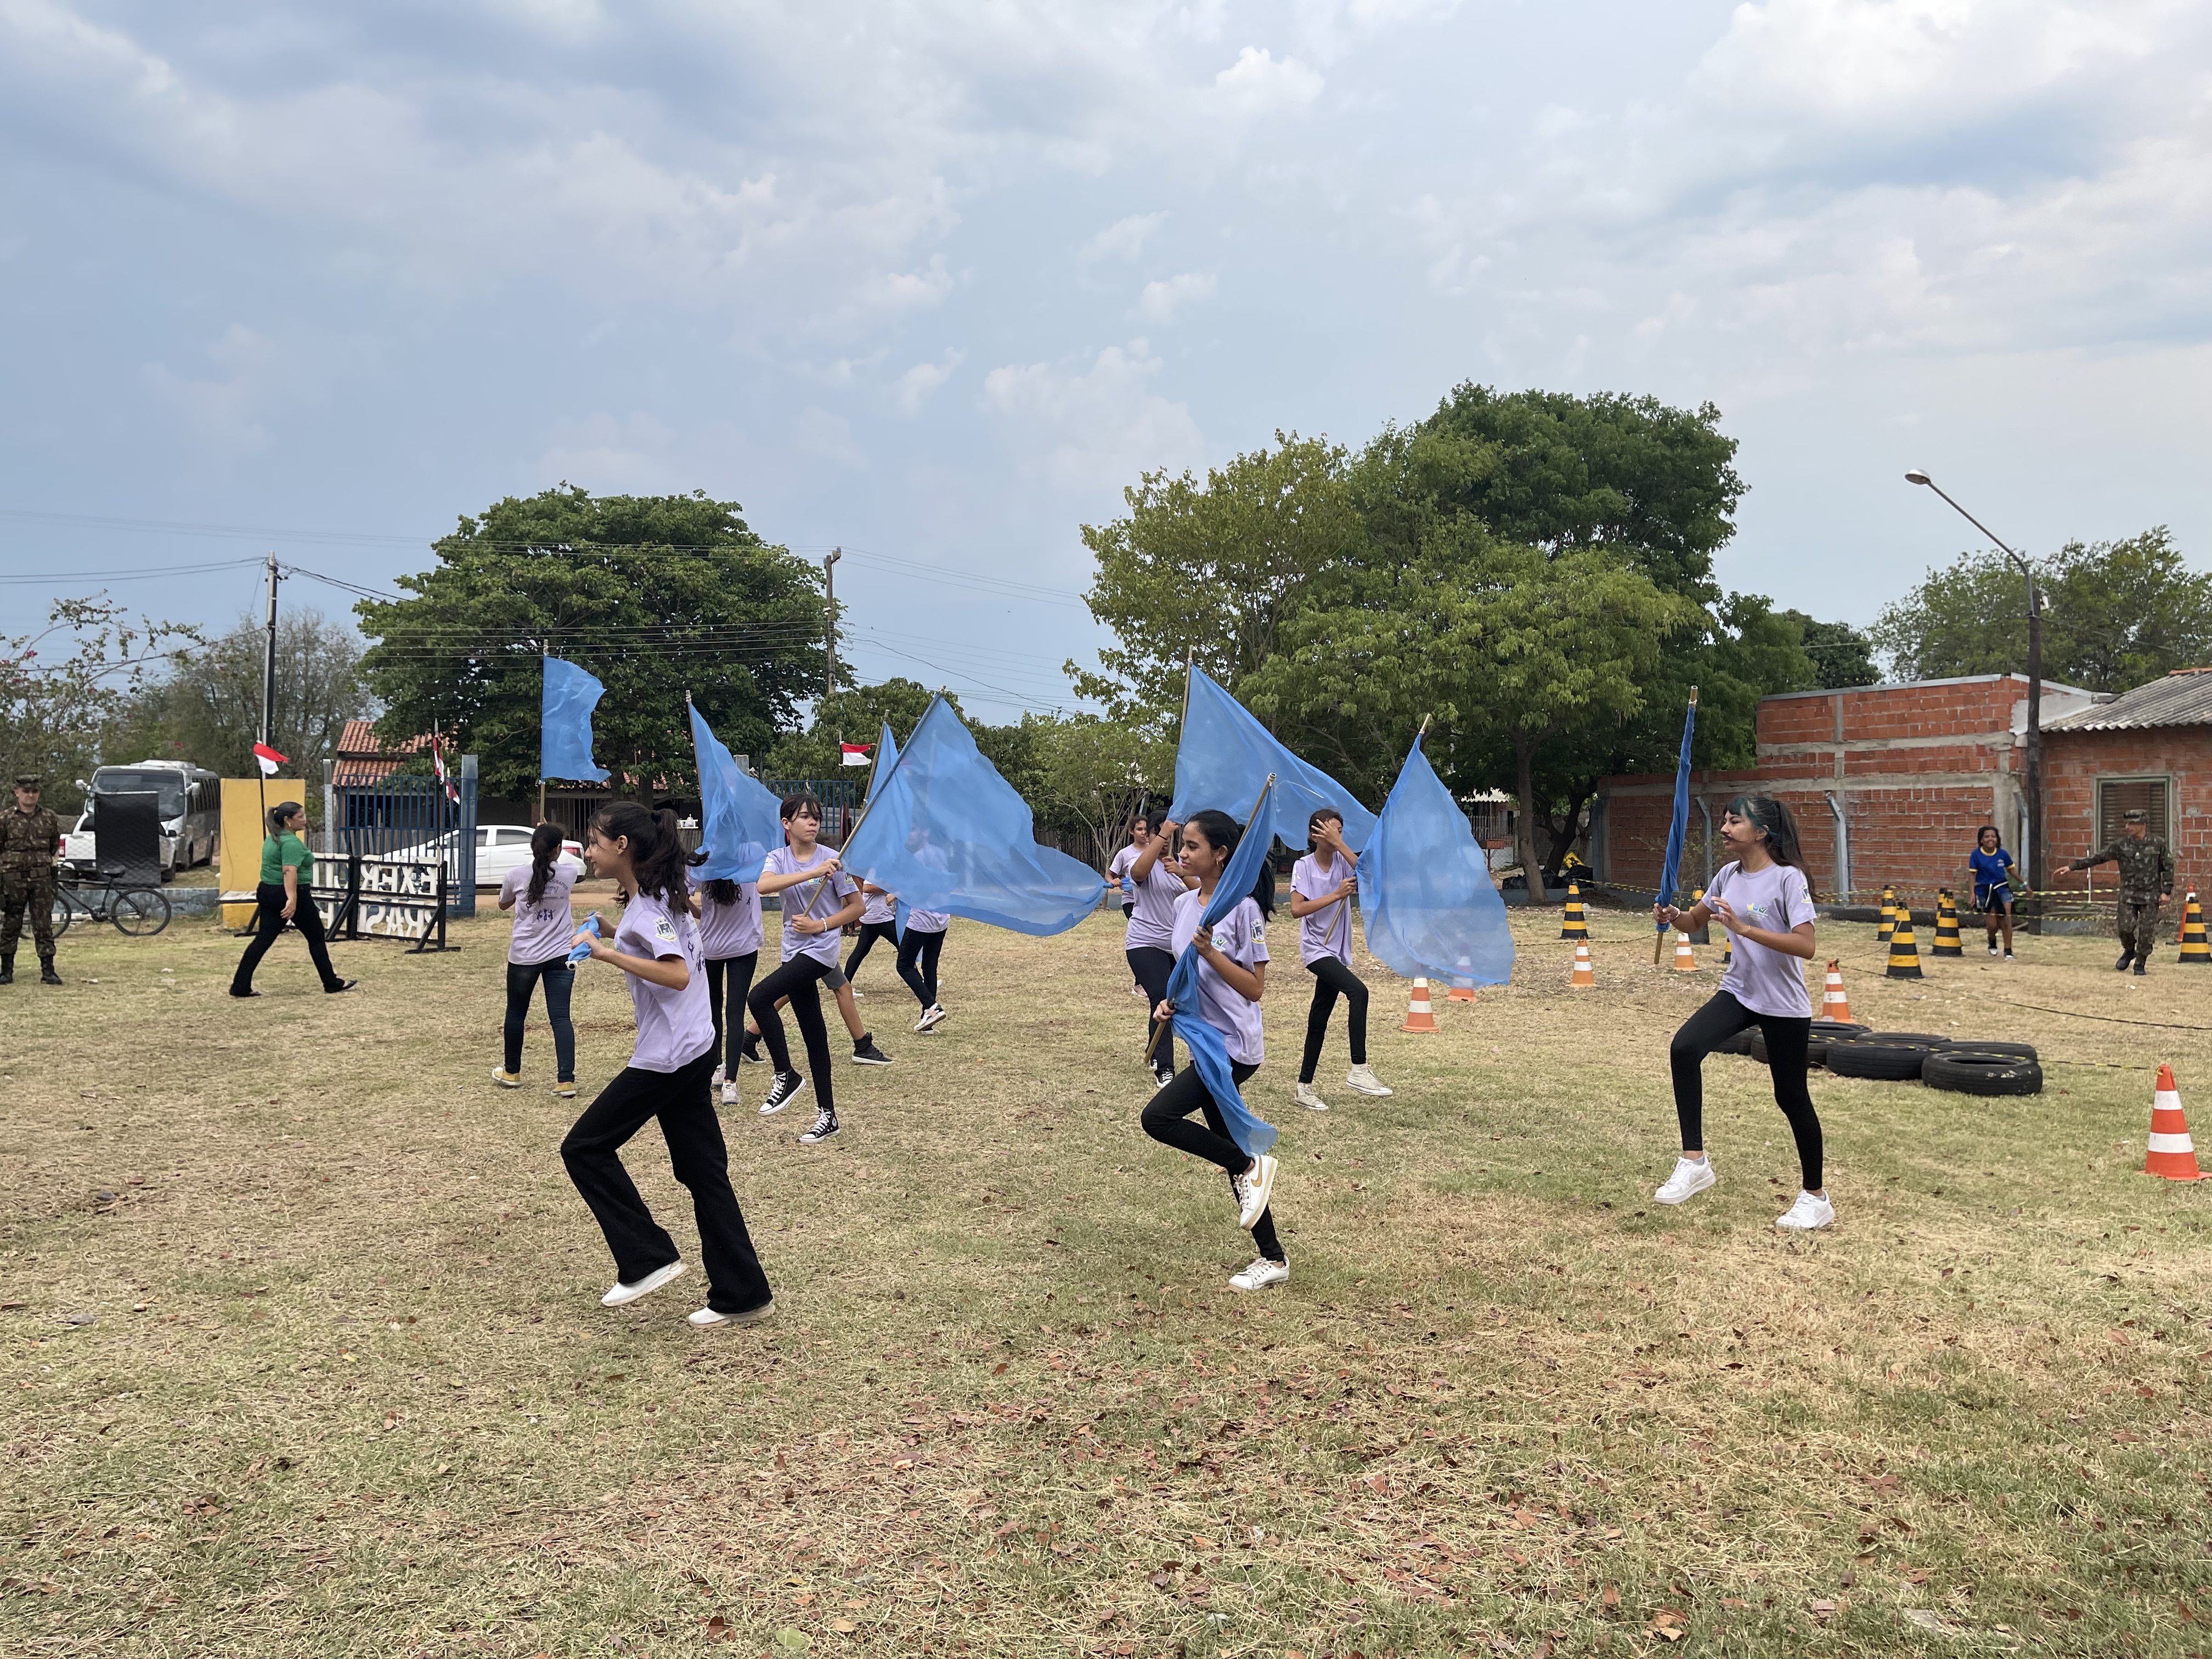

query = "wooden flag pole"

[{"left": 1145, "top": 771, "right": 1275, "bottom": 1066}]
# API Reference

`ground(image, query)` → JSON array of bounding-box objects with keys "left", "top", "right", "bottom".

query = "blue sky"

[{"left": 3, "top": 0, "right": 2208, "bottom": 722}]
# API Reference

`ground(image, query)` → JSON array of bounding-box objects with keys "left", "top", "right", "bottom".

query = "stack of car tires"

[{"left": 1729, "top": 1025, "right": 2042, "bottom": 1095}]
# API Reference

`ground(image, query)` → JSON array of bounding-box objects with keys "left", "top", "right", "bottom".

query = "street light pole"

[
  {"left": 822, "top": 547, "right": 842, "bottom": 703},
  {"left": 1904, "top": 470, "right": 2044, "bottom": 924}
]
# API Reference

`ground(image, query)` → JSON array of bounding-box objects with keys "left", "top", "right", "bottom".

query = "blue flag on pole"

[
  {"left": 1655, "top": 690, "right": 1699, "bottom": 928},
  {"left": 1358, "top": 732, "right": 1516, "bottom": 990},
  {"left": 840, "top": 698, "right": 1103, "bottom": 936},
  {"left": 687, "top": 700, "right": 782, "bottom": 883},
  {"left": 1167, "top": 664, "right": 1378, "bottom": 852},
  {"left": 865, "top": 720, "right": 899, "bottom": 804},
  {"left": 541, "top": 657, "right": 610, "bottom": 783},
  {"left": 1163, "top": 774, "right": 1279, "bottom": 1160}
]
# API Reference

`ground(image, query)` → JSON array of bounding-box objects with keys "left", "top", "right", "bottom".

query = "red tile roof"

[{"left": 333, "top": 721, "right": 432, "bottom": 787}]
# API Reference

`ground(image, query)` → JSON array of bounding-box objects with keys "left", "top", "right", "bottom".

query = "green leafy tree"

[
  {"left": 1020, "top": 712, "right": 1175, "bottom": 869},
  {"left": 355, "top": 487, "right": 826, "bottom": 799},
  {"left": 761, "top": 679, "right": 942, "bottom": 780},
  {"left": 114, "top": 608, "right": 368, "bottom": 776},
  {"left": 1779, "top": 613, "right": 1881, "bottom": 689},
  {"left": 0, "top": 598, "right": 200, "bottom": 812}
]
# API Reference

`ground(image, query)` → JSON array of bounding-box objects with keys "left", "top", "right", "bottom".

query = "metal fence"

[
  {"left": 326, "top": 757, "right": 479, "bottom": 918},
  {"left": 763, "top": 777, "right": 866, "bottom": 843}
]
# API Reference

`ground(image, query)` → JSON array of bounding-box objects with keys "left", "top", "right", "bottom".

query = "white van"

[{"left": 64, "top": 761, "right": 222, "bottom": 879}]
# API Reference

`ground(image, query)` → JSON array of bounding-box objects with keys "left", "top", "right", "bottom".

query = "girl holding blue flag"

[
  {"left": 1652, "top": 795, "right": 1833, "bottom": 1232},
  {"left": 1127, "top": 811, "right": 1199, "bottom": 1088},
  {"left": 687, "top": 867, "right": 761, "bottom": 1109},
  {"left": 749, "top": 795, "right": 867, "bottom": 1144},
  {"left": 1289, "top": 808, "right": 1392, "bottom": 1111},
  {"left": 1142, "top": 808, "right": 1287, "bottom": 1291}
]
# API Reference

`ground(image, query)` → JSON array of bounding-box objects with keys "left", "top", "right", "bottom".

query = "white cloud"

[
  {"left": 794, "top": 406, "right": 867, "bottom": 468},
  {"left": 1136, "top": 270, "right": 1218, "bottom": 321},
  {"left": 1082, "top": 212, "right": 1167, "bottom": 263},
  {"left": 982, "top": 339, "right": 1206, "bottom": 491},
  {"left": 1212, "top": 46, "right": 1324, "bottom": 114},
  {"left": 893, "top": 349, "right": 966, "bottom": 414}
]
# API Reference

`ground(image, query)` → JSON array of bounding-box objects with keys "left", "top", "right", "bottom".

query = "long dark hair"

[
  {"left": 588, "top": 801, "right": 689, "bottom": 905},
  {"left": 702, "top": 876, "right": 740, "bottom": 906},
  {"left": 526, "top": 822, "right": 565, "bottom": 904},
  {"left": 1307, "top": 806, "right": 1344, "bottom": 853},
  {"left": 1185, "top": 808, "right": 1276, "bottom": 918},
  {"left": 1726, "top": 794, "right": 1803, "bottom": 871},
  {"left": 267, "top": 801, "right": 303, "bottom": 835}
]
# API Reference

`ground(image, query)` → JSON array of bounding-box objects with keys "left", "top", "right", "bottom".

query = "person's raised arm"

[
  {"left": 758, "top": 853, "right": 838, "bottom": 895},
  {"left": 1131, "top": 820, "right": 1177, "bottom": 881}
]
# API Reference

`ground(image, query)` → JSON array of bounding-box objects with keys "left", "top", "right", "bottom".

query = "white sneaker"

[
  {"left": 719, "top": 1081, "right": 739, "bottom": 1108},
  {"left": 493, "top": 1068, "right": 522, "bottom": 1089},
  {"left": 1776, "top": 1189, "right": 1835, "bottom": 1231},
  {"left": 1987, "top": 944, "right": 1999, "bottom": 958},
  {"left": 601, "top": 1260, "right": 686, "bottom": 1307},
  {"left": 1238, "top": 1154, "right": 1279, "bottom": 1229},
  {"left": 1654, "top": 1156, "right": 1716, "bottom": 1206},
  {"left": 689, "top": 1299, "right": 774, "bottom": 1328},
  {"left": 710, "top": 1063, "right": 725, "bottom": 1088},
  {"left": 915, "top": 1003, "right": 947, "bottom": 1032},
  {"left": 1229, "top": 1258, "right": 1289, "bottom": 1292},
  {"left": 1345, "top": 1063, "right": 1393, "bottom": 1098},
  {"left": 1294, "top": 1081, "right": 1329, "bottom": 1112}
]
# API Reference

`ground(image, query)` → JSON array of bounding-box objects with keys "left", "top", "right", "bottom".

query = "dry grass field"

[{"left": 4, "top": 889, "right": 2209, "bottom": 1658}]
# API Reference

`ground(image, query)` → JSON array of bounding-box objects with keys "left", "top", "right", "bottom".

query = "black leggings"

[
  {"left": 1299, "top": 955, "right": 1368, "bottom": 1081},
  {"left": 1126, "top": 945, "right": 1177, "bottom": 1069},
  {"left": 231, "top": 883, "right": 342, "bottom": 994},
  {"left": 748, "top": 954, "right": 837, "bottom": 1112},
  {"left": 1141, "top": 1060, "right": 1283, "bottom": 1261},
  {"left": 1669, "top": 991, "right": 1823, "bottom": 1191},
  {"left": 504, "top": 957, "right": 576, "bottom": 1080},
  {"left": 703, "top": 952, "right": 759, "bottom": 1076},
  {"left": 898, "top": 927, "right": 945, "bottom": 1008},
  {"left": 844, "top": 921, "right": 898, "bottom": 981}
]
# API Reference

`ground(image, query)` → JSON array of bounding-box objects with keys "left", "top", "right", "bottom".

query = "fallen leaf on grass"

[
  {"left": 774, "top": 1631, "right": 811, "bottom": 1654},
  {"left": 1902, "top": 1609, "right": 1954, "bottom": 1633},
  {"left": 700, "top": 1615, "right": 734, "bottom": 1643},
  {"left": 827, "top": 1618, "right": 857, "bottom": 1633}
]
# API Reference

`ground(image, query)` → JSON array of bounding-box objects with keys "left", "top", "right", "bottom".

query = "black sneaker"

[
  {"left": 738, "top": 1029, "right": 764, "bottom": 1065},
  {"left": 1153, "top": 1063, "right": 1176, "bottom": 1089},
  {"left": 760, "top": 1070, "right": 808, "bottom": 1116},
  {"left": 798, "top": 1107, "right": 840, "bottom": 1145},
  {"left": 851, "top": 1034, "right": 893, "bottom": 1066}
]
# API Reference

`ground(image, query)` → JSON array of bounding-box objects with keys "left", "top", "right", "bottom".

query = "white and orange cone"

[
  {"left": 1400, "top": 978, "right": 1438, "bottom": 1032},
  {"left": 1447, "top": 956, "right": 1478, "bottom": 1001},
  {"left": 2146, "top": 1065, "right": 2205, "bottom": 1182},
  {"left": 1821, "top": 959, "right": 1851, "bottom": 1023},
  {"left": 1571, "top": 944, "right": 1595, "bottom": 989},
  {"left": 1672, "top": 932, "right": 1697, "bottom": 972}
]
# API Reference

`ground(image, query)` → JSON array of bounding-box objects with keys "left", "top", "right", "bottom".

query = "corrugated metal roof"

[{"left": 2044, "top": 669, "right": 2212, "bottom": 732}]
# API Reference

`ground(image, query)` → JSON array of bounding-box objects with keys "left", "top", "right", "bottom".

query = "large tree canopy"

[
  {"left": 355, "top": 488, "right": 826, "bottom": 799},
  {"left": 113, "top": 608, "right": 368, "bottom": 777}
]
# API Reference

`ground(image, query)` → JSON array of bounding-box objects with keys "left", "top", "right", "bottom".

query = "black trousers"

[
  {"left": 1299, "top": 955, "right": 1369, "bottom": 1081},
  {"left": 504, "top": 957, "right": 576, "bottom": 1080},
  {"left": 558, "top": 1051, "right": 771, "bottom": 1315},
  {"left": 844, "top": 921, "right": 898, "bottom": 981},
  {"left": 1141, "top": 1059, "right": 1283, "bottom": 1261},
  {"left": 231, "top": 883, "right": 342, "bottom": 993},
  {"left": 1127, "top": 945, "right": 1177, "bottom": 1069},
  {"left": 703, "top": 952, "right": 759, "bottom": 1076},
  {"left": 897, "top": 927, "right": 945, "bottom": 1008},
  {"left": 1668, "top": 991, "right": 1823, "bottom": 1191},
  {"left": 749, "top": 954, "right": 837, "bottom": 1113}
]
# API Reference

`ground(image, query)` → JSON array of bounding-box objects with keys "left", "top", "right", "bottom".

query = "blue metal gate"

[{"left": 331, "top": 754, "right": 479, "bottom": 917}]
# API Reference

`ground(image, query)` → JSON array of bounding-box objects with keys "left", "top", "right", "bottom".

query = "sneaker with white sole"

[
  {"left": 719, "top": 1081, "right": 739, "bottom": 1108},
  {"left": 1654, "top": 1156, "right": 1717, "bottom": 1206},
  {"left": 1345, "top": 1063, "right": 1393, "bottom": 1098},
  {"left": 738, "top": 1030, "right": 765, "bottom": 1065},
  {"left": 493, "top": 1068, "right": 522, "bottom": 1089},
  {"left": 710, "top": 1063, "right": 725, "bottom": 1088},
  {"left": 552, "top": 1081, "right": 577, "bottom": 1100},
  {"left": 601, "top": 1260, "right": 686, "bottom": 1307},
  {"left": 760, "top": 1071, "right": 808, "bottom": 1115},
  {"left": 1294, "top": 1081, "right": 1329, "bottom": 1112},
  {"left": 1775, "top": 1189, "right": 1835, "bottom": 1231},
  {"left": 1238, "top": 1154, "right": 1279, "bottom": 1229},
  {"left": 798, "top": 1107, "right": 840, "bottom": 1146},
  {"left": 915, "top": 1003, "right": 947, "bottom": 1032},
  {"left": 1130, "top": 983, "right": 1148, "bottom": 998},
  {"left": 689, "top": 1299, "right": 775, "bottom": 1328},
  {"left": 1228, "top": 1258, "right": 1289, "bottom": 1292},
  {"left": 851, "top": 1035, "right": 893, "bottom": 1065},
  {"left": 1152, "top": 1062, "right": 1177, "bottom": 1090},
  {"left": 1987, "top": 944, "right": 2000, "bottom": 958}
]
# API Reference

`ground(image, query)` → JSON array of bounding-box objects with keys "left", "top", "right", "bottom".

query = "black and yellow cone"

[
  {"left": 1688, "top": 887, "right": 1710, "bottom": 945},
  {"left": 1932, "top": 889, "right": 1963, "bottom": 956},
  {"left": 1877, "top": 885, "right": 1898, "bottom": 943},
  {"left": 1886, "top": 912, "right": 1925, "bottom": 979},
  {"left": 2180, "top": 891, "right": 2209, "bottom": 966},
  {"left": 1561, "top": 882, "right": 1588, "bottom": 942}
]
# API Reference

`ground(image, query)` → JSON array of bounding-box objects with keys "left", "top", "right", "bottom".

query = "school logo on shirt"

[
  {"left": 1211, "top": 924, "right": 1234, "bottom": 951},
  {"left": 655, "top": 917, "right": 678, "bottom": 943}
]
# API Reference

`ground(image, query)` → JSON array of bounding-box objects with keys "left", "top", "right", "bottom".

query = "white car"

[{"left": 379, "top": 825, "right": 584, "bottom": 889}]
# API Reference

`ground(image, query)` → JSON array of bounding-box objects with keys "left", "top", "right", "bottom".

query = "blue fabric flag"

[
  {"left": 862, "top": 720, "right": 910, "bottom": 940},
  {"left": 687, "top": 701, "right": 782, "bottom": 884},
  {"left": 840, "top": 697, "right": 1103, "bottom": 936},
  {"left": 541, "top": 657, "right": 610, "bottom": 783},
  {"left": 1163, "top": 775, "right": 1280, "bottom": 1161},
  {"left": 1655, "top": 691, "right": 1699, "bottom": 928},
  {"left": 1358, "top": 733, "right": 1515, "bottom": 990},
  {"left": 1167, "top": 664, "right": 1378, "bottom": 853}
]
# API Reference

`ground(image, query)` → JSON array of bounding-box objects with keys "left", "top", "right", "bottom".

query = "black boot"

[
  {"left": 0, "top": 955, "right": 12, "bottom": 985},
  {"left": 39, "top": 958, "right": 61, "bottom": 986},
  {"left": 2133, "top": 957, "right": 2149, "bottom": 977},
  {"left": 2115, "top": 949, "right": 2135, "bottom": 971}
]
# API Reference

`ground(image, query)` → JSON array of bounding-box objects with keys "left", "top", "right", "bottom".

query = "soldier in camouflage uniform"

[
  {"left": 2068, "top": 808, "right": 2175, "bottom": 975},
  {"left": 1, "top": 774, "right": 64, "bottom": 985}
]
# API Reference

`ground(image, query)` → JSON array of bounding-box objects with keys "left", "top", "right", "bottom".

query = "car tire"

[
  {"left": 1827, "top": 1040, "right": 1941, "bottom": 1082},
  {"left": 1716, "top": 1028, "right": 1755, "bottom": 1057},
  {"left": 1937, "top": 1039, "right": 2036, "bottom": 1060},
  {"left": 1809, "top": 1020, "right": 1870, "bottom": 1067},
  {"left": 1857, "top": 1032, "right": 1956, "bottom": 1050},
  {"left": 1923, "top": 1050, "right": 2044, "bottom": 1096}
]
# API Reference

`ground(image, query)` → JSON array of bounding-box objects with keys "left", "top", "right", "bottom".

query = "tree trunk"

[
  {"left": 1515, "top": 740, "right": 1549, "bottom": 907},
  {"left": 1543, "top": 778, "right": 1597, "bottom": 881}
]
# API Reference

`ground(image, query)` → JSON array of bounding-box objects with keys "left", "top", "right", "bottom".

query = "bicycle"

[{"left": 48, "top": 866, "right": 172, "bottom": 938}]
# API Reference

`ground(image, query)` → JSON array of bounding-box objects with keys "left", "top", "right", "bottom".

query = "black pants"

[
  {"left": 1127, "top": 945, "right": 1177, "bottom": 1070},
  {"left": 703, "top": 952, "right": 759, "bottom": 1075},
  {"left": 231, "top": 883, "right": 342, "bottom": 993},
  {"left": 558, "top": 1051, "right": 771, "bottom": 1315},
  {"left": 897, "top": 927, "right": 945, "bottom": 1008},
  {"left": 1668, "top": 991, "right": 1823, "bottom": 1191},
  {"left": 749, "top": 954, "right": 837, "bottom": 1112},
  {"left": 504, "top": 957, "right": 576, "bottom": 1080},
  {"left": 844, "top": 921, "right": 898, "bottom": 981},
  {"left": 1141, "top": 1060, "right": 1283, "bottom": 1261},
  {"left": 1299, "top": 956, "right": 1369, "bottom": 1081}
]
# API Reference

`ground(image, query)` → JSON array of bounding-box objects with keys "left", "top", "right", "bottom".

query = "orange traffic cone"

[
  {"left": 1400, "top": 978, "right": 1437, "bottom": 1032},
  {"left": 1447, "top": 985, "right": 1477, "bottom": 1002},
  {"left": 1672, "top": 932, "right": 1697, "bottom": 972},
  {"left": 2146, "top": 1065, "right": 2204, "bottom": 1182},
  {"left": 1571, "top": 944, "right": 1595, "bottom": 988},
  {"left": 1820, "top": 959, "right": 1851, "bottom": 1023}
]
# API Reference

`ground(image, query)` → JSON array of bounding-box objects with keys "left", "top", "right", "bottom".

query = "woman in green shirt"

[{"left": 229, "top": 800, "right": 356, "bottom": 998}]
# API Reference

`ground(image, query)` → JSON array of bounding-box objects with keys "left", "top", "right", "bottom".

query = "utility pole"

[
  {"left": 261, "top": 551, "right": 281, "bottom": 753},
  {"left": 822, "top": 547, "right": 843, "bottom": 702}
]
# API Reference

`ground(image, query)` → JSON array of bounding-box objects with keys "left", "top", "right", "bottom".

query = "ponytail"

[
  {"left": 1726, "top": 794, "right": 1804, "bottom": 871},
  {"left": 588, "top": 800, "right": 690, "bottom": 905},
  {"left": 525, "top": 822, "right": 564, "bottom": 904},
  {"left": 702, "top": 877, "right": 740, "bottom": 906},
  {"left": 1186, "top": 807, "right": 1276, "bottom": 919}
]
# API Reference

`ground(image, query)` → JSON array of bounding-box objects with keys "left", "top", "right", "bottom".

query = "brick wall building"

[{"left": 2041, "top": 668, "right": 2212, "bottom": 899}]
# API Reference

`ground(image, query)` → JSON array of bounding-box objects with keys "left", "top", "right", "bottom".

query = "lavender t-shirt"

[
  {"left": 501, "top": 862, "right": 578, "bottom": 966},
  {"left": 688, "top": 870, "right": 762, "bottom": 961},
  {"left": 1125, "top": 853, "right": 1190, "bottom": 952},
  {"left": 1108, "top": 844, "right": 1138, "bottom": 900},
  {"left": 1170, "top": 888, "right": 1269, "bottom": 1066},
  {"left": 764, "top": 844, "right": 858, "bottom": 966},
  {"left": 860, "top": 885, "right": 896, "bottom": 927},
  {"left": 1708, "top": 859, "right": 1817, "bottom": 1019},
  {"left": 1290, "top": 851, "right": 1354, "bottom": 967},
  {"left": 612, "top": 891, "right": 715, "bottom": 1073},
  {"left": 904, "top": 907, "right": 950, "bottom": 934}
]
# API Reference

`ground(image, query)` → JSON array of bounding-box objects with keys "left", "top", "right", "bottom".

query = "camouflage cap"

[
  {"left": 2124, "top": 808, "right": 2147, "bottom": 822},
  {"left": 13, "top": 774, "right": 41, "bottom": 790}
]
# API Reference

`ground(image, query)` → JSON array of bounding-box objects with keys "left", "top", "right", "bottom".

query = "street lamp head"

[
  {"left": 823, "top": 549, "right": 842, "bottom": 568},
  {"left": 1904, "top": 470, "right": 1932, "bottom": 487}
]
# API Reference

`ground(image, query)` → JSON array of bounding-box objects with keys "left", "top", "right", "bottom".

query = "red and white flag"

[
  {"left": 839, "top": 742, "right": 872, "bottom": 768},
  {"left": 252, "top": 741, "right": 287, "bottom": 777},
  {"left": 432, "top": 730, "right": 459, "bottom": 803}
]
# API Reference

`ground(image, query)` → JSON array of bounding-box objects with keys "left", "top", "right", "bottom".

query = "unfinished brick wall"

[{"left": 2043, "top": 727, "right": 2211, "bottom": 900}]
